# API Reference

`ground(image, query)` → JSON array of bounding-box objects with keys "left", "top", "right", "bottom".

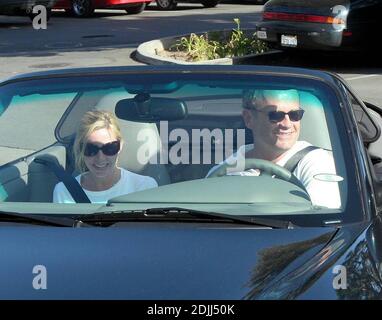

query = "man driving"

[{"left": 207, "top": 89, "right": 341, "bottom": 209}]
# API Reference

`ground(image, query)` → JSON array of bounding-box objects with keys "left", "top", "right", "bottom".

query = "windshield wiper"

[
  {"left": 77, "top": 207, "right": 295, "bottom": 229},
  {"left": 0, "top": 211, "right": 75, "bottom": 227}
]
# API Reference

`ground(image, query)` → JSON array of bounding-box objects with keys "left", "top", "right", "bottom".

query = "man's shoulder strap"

[{"left": 284, "top": 146, "right": 321, "bottom": 172}]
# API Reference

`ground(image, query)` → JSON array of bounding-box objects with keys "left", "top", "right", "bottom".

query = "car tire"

[
  {"left": 156, "top": 0, "right": 177, "bottom": 10},
  {"left": 201, "top": 0, "right": 219, "bottom": 8},
  {"left": 70, "top": 0, "right": 94, "bottom": 17},
  {"left": 125, "top": 3, "right": 146, "bottom": 14}
]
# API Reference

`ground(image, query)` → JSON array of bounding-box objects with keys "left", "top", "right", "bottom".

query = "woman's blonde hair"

[{"left": 73, "top": 110, "right": 122, "bottom": 173}]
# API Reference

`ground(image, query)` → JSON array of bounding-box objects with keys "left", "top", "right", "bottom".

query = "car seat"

[
  {"left": 115, "top": 116, "right": 171, "bottom": 186},
  {"left": 298, "top": 91, "right": 332, "bottom": 150},
  {"left": 94, "top": 92, "right": 171, "bottom": 186}
]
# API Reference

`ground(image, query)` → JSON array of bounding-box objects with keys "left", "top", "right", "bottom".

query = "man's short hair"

[{"left": 243, "top": 89, "right": 300, "bottom": 110}]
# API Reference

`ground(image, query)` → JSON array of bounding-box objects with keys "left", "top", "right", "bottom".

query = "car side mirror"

[
  {"left": 358, "top": 101, "right": 382, "bottom": 143},
  {"left": 366, "top": 148, "right": 382, "bottom": 209},
  {"left": 373, "top": 180, "right": 382, "bottom": 211}
]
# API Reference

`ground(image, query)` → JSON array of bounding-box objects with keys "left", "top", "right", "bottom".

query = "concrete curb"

[
  {"left": 136, "top": 33, "right": 231, "bottom": 65},
  {"left": 135, "top": 29, "right": 280, "bottom": 65}
]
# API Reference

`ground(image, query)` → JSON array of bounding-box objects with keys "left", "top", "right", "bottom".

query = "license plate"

[
  {"left": 257, "top": 30, "right": 267, "bottom": 40},
  {"left": 281, "top": 35, "right": 297, "bottom": 47}
]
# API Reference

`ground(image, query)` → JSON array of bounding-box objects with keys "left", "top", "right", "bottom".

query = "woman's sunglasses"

[
  {"left": 84, "top": 140, "right": 120, "bottom": 157},
  {"left": 255, "top": 108, "right": 305, "bottom": 123}
]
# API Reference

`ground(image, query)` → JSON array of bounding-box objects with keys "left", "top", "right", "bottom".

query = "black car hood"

[{"left": 0, "top": 222, "right": 352, "bottom": 299}]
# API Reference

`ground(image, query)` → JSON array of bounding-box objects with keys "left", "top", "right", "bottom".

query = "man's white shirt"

[{"left": 207, "top": 141, "right": 341, "bottom": 209}]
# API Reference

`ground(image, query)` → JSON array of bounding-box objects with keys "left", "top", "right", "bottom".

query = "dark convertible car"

[
  {"left": 256, "top": 0, "right": 380, "bottom": 51},
  {"left": 0, "top": 65, "right": 382, "bottom": 299}
]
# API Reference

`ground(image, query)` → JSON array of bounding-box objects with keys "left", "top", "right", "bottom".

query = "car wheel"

[
  {"left": 201, "top": 0, "right": 219, "bottom": 8},
  {"left": 156, "top": 0, "right": 177, "bottom": 10},
  {"left": 125, "top": 3, "right": 146, "bottom": 14},
  {"left": 70, "top": 0, "right": 94, "bottom": 17}
]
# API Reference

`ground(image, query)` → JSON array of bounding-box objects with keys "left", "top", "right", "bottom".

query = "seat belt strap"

[
  {"left": 284, "top": 146, "right": 320, "bottom": 172},
  {"left": 34, "top": 158, "right": 91, "bottom": 203}
]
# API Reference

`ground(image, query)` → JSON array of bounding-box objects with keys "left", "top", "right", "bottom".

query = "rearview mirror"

[{"left": 115, "top": 94, "right": 187, "bottom": 122}]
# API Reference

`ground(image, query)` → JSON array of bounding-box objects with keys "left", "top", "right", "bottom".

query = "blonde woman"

[{"left": 53, "top": 110, "right": 158, "bottom": 203}]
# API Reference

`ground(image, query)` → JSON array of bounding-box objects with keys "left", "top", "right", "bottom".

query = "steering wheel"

[{"left": 207, "top": 158, "right": 309, "bottom": 194}]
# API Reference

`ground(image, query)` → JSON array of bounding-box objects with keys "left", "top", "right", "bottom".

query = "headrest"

[{"left": 299, "top": 91, "right": 332, "bottom": 150}]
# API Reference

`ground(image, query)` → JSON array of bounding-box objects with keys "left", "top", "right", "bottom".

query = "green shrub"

[
  {"left": 171, "top": 18, "right": 268, "bottom": 61},
  {"left": 177, "top": 33, "right": 221, "bottom": 61}
]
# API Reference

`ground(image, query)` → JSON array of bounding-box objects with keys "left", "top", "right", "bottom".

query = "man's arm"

[{"left": 294, "top": 149, "right": 342, "bottom": 209}]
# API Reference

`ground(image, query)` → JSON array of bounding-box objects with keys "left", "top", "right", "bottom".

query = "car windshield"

[{"left": 0, "top": 70, "right": 362, "bottom": 225}]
